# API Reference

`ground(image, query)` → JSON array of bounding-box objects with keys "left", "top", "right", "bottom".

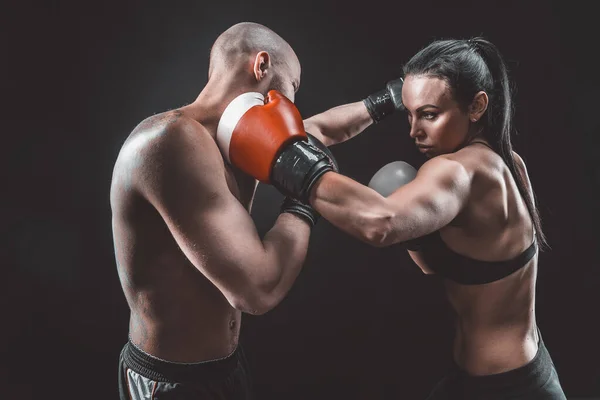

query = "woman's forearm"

[
  {"left": 309, "top": 171, "right": 393, "bottom": 246},
  {"left": 303, "top": 101, "right": 373, "bottom": 146}
]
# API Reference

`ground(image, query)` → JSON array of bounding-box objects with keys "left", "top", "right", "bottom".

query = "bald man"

[{"left": 111, "top": 22, "right": 372, "bottom": 399}]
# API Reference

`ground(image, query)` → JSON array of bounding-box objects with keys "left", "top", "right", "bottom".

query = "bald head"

[
  {"left": 208, "top": 22, "right": 301, "bottom": 100},
  {"left": 210, "top": 22, "right": 295, "bottom": 70}
]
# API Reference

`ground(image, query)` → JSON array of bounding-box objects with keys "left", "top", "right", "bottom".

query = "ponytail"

[{"left": 471, "top": 38, "right": 548, "bottom": 249}]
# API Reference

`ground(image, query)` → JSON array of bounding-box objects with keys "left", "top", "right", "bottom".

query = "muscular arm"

[
  {"left": 137, "top": 118, "right": 310, "bottom": 315},
  {"left": 308, "top": 157, "right": 472, "bottom": 247},
  {"left": 303, "top": 101, "right": 373, "bottom": 146}
]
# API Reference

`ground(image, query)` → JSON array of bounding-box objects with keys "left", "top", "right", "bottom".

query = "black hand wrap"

[
  {"left": 363, "top": 77, "right": 404, "bottom": 123},
  {"left": 270, "top": 133, "right": 338, "bottom": 204},
  {"left": 280, "top": 196, "right": 320, "bottom": 226}
]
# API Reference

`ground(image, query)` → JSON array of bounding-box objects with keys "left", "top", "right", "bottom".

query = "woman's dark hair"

[{"left": 403, "top": 38, "right": 548, "bottom": 249}]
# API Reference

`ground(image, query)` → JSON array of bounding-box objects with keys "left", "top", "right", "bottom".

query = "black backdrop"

[{"left": 3, "top": 0, "right": 599, "bottom": 398}]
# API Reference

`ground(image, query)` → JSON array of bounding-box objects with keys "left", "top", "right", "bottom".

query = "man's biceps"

[
  {"left": 201, "top": 213, "right": 265, "bottom": 271},
  {"left": 205, "top": 201, "right": 261, "bottom": 241}
]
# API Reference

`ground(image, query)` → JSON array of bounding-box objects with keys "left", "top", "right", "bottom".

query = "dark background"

[{"left": 3, "top": 0, "right": 599, "bottom": 399}]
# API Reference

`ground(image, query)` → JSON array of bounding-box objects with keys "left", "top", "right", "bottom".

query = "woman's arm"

[
  {"left": 309, "top": 157, "right": 472, "bottom": 247},
  {"left": 303, "top": 101, "right": 373, "bottom": 146}
]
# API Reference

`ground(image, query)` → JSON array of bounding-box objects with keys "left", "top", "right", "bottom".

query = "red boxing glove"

[{"left": 216, "top": 90, "right": 307, "bottom": 182}]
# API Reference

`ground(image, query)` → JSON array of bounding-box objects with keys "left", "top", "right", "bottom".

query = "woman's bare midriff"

[{"left": 444, "top": 259, "right": 539, "bottom": 375}]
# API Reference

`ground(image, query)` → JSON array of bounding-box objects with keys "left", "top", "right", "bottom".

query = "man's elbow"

[
  {"left": 229, "top": 294, "right": 275, "bottom": 316},
  {"left": 228, "top": 278, "right": 281, "bottom": 316}
]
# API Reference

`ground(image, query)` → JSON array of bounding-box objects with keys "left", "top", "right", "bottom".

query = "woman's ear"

[{"left": 469, "top": 91, "right": 488, "bottom": 122}]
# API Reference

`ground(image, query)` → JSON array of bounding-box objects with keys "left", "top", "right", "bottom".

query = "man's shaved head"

[
  {"left": 208, "top": 22, "right": 301, "bottom": 100},
  {"left": 210, "top": 22, "right": 295, "bottom": 72}
]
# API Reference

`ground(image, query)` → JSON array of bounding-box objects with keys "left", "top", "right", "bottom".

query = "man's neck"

[{"left": 183, "top": 78, "right": 260, "bottom": 137}]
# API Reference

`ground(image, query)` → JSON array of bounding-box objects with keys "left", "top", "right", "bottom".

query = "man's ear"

[
  {"left": 469, "top": 91, "right": 488, "bottom": 122},
  {"left": 253, "top": 51, "right": 270, "bottom": 82}
]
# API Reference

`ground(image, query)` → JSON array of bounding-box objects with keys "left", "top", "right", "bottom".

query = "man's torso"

[{"left": 111, "top": 110, "right": 257, "bottom": 362}]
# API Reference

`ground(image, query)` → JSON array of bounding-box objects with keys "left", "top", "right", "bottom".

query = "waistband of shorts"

[
  {"left": 120, "top": 340, "right": 241, "bottom": 383},
  {"left": 453, "top": 334, "right": 553, "bottom": 392}
]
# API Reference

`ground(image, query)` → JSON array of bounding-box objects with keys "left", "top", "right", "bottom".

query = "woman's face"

[{"left": 401, "top": 74, "right": 471, "bottom": 158}]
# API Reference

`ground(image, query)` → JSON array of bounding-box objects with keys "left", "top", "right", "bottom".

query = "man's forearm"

[
  {"left": 303, "top": 101, "right": 373, "bottom": 146},
  {"left": 259, "top": 213, "right": 311, "bottom": 310}
]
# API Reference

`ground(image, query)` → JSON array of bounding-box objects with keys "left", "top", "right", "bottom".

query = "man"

[{"left": 111, "top": 22, "right": 373, "bottom": 399}]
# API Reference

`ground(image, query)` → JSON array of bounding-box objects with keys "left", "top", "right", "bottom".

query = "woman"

[{"left": 304, "top": 38, "right": 567, "bottom": 399}]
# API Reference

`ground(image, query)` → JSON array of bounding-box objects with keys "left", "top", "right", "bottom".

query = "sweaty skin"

[
  {"left": 111, "top": 108, "right": 311, "bottom": 362},
  {"left": 109, "top": 104, "right": 374, "bottom": 363}
]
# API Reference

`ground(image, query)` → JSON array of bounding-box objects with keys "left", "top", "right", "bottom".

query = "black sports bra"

[{"left": 405, "top": 231, "right": 537, "bottom": 285}]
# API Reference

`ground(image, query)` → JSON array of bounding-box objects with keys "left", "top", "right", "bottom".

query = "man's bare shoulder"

[
  {"left": 111, "top": 110, "right": 222, "bottom": 198},
  {"left": 114, "top": 110, "right": 221, "bottom": 172},
  {"left": 127, "top": 110, "right": 212, "bottom": 153}
]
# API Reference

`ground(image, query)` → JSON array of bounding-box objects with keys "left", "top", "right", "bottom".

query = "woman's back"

[{"left": 411, "top": 143, "right": 539, "bottom": 374}]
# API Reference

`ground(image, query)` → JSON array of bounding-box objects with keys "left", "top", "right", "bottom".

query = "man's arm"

[
  {"left": 303, "top": 101, "right": 373, "bottom": 146},
  {"left": 137, "top": 118, "right": 311, "bottom": 315},
  {"left": 308, "top": 157, "right": 472, "bottom": 247}
]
